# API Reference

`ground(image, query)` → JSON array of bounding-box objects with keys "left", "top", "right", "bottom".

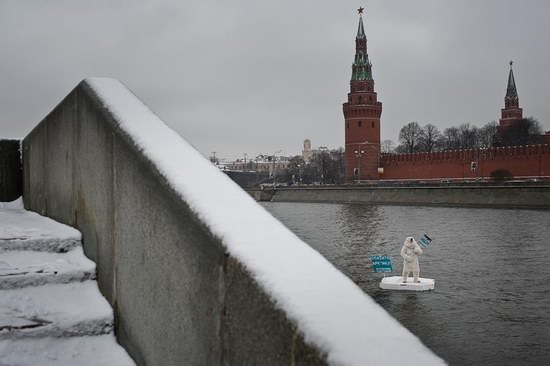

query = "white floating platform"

[{"left": 380, "top": 276, "right": 435, "bottom": 291}]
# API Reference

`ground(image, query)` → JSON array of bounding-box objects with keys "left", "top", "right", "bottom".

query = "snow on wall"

[{"left": 84, "top": 78, "right": 444, "bottom": 365}]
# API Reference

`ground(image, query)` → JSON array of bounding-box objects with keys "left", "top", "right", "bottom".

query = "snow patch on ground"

[
  {"left": 0, "top": 247, "right": 96, "bottom": 289},
  {"left": 0, "top": 334, "right": 135, "bottom": 366},
  {"left": 0, "top": 198, "right": 24, "bottom": 210},
  {"left": 0, "top": 282, "right": 113, "bottom": 340},
  {"left": 86, "top": 77, "right": 444, "bottom": 365},
  {"left": 0, "top": 198, "right": 81, "bottom": 253}
]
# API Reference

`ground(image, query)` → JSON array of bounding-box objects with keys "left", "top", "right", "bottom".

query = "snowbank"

[{"left": 82, "top": 78, "right": 443, "bottom": 365}]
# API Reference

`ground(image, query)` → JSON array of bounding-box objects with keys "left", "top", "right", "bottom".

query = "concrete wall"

[
  {"left": 22, "top": 81, "right": 331, "bottom": 365},
  {"left": 0, "top": 139, "right": 22, "bottom": 202},
  {"left": 267, "top": 185, "right": 550, "bottom": 209}
]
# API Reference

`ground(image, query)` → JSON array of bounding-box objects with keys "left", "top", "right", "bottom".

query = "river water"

[{"left": 261, "top": 202, "right": 550, "bottom": 365}]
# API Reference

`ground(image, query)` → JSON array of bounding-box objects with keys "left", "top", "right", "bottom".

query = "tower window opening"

[
  {"left": 358, "top": 121, "right": 362, "bottom": 127},
  {"left": 372, "top": 121, "right": 375, "bottom": 128}
]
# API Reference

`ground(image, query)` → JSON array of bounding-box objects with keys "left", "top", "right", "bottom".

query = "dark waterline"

[{"left": 262, "top": 202, "right": 550, "bottom": 365}]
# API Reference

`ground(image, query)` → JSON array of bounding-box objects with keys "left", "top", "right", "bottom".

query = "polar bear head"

[{"left": 404, "top": 237, "right": 416, "bottom": 248}]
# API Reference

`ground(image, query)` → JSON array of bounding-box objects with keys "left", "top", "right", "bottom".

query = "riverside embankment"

[{"left": 249, "top": 183, "right": 550, "bottom": 209}]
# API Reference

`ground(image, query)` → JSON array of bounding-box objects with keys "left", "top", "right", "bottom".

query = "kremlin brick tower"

[
  {"left": 497, "top": 61, "right": 523, "bottom": 139},
  {"left": 343, "top": 7, "right": 382, "bottom": 181}
]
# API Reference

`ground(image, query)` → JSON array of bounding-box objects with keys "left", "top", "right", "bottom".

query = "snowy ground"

[
  {"left": 0, "top": 199, "right": 80, "bottom": 252},
  {"left": 0, "top": 247, "right": 95, "bottom": 289},
  {"left": 0, "top": 198, "right": 134, "bottom": 365},
  {"left": 0, "top": 335, "right": 133, "bottom": 366}
]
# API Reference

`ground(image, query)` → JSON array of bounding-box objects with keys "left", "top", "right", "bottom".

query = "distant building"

[
  {"left": 225, "top": 155, "right": 289, "bottom": 174},
  {"left": 301, "top": 140, "right": 334, "bottom": 162},
  {"left": 302, "top": 139, "right": 312, "bottom": 161}
]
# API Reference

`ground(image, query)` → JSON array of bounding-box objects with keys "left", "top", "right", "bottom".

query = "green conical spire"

[
  {"left": 351, "top": 11, "right": 373, "bottom": 81},
  {"left": 357, "top": 15, "right": 365, "bottom": 39},
  {"left": 506, "top": 61, "right": 518, "bottom": 101}
]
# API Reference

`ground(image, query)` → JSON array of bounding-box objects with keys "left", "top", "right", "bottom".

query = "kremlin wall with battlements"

[{"left": 344, "top": 10, "right": 550, "bottom": 183}]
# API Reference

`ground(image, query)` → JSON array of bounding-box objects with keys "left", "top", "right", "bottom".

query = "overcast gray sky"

[{"left": 1, "top": 0, "right": 549, "bottom": 160}]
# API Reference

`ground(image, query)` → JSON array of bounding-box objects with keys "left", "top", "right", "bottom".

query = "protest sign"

[
  {"left": 419, "top": 234, "right": 432, "bottom": 247},
  {"left": 371, "top": 255, "right": 393, "bottom": 273}
]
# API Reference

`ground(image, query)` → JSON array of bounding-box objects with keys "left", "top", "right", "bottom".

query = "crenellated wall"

[{"left": 381, "top": 145, "right": 550, "bottom": 181}]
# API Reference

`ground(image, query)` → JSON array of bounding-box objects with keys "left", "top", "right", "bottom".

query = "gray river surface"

[{"left": 261, "top": 202, "right": 550, "bottom": 365}]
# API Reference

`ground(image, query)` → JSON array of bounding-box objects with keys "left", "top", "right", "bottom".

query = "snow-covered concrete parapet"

[{"left": 22, "top": 78, "right": 445, "bottom": 365}]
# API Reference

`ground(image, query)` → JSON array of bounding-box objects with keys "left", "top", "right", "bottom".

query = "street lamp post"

[
  {"left": 319, "top": 147, "right": 328, "bottom": 185},
  {"left": 272, "top": 150, "right": 282, "bottom": 187},
  {"left": 354, "top": 149, "right": 365, "bottom": 182}
]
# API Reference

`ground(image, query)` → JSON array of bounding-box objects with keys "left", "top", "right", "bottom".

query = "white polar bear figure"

[{"left": 401, "top": 237, "right": 423, "bottom": 283}]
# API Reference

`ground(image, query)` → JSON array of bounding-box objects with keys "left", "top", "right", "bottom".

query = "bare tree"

[
  {"left": 442, "top": 127, "right": 461, "bottom": 150},
  {"left": 419, "top": 124, "right": 442, "bottom": 152},
  {"left": 441, "top": 124, "right": 478, "bottom": 150},
  {"left": 398, "top": 122, "right": 423, "bottom": 153},
  {"left": 395, "top": 116, "right": 545, "bottom": 152},
  {"left": 285, "top": 149, "right": 345, "bottom": 185},
  {"left": 286, "top": 155, "right": 305, "bottom": 180},
  {"left": 477, "top": 121, "right": 498, "bottom": 148},
  {"left": 325, "top": 148, "right": 346, "bottom": 184},
  {"left": 380, "top": 139, "right": 396, "bottom": 154},
  {"left": 500, "top": 117, "right": 544, "bottom": 146},
  {"left": 459, "top": 123, "right": 478, "bottom": 149}
]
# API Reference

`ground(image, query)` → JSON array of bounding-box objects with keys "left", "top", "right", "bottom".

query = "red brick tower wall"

[
  {"left": 343, "top": 13, "right": 382, "bottom": 181},
  {"left": 343, "top": 83, "right": 382, "bottom": 181},
  {"left": 380, "top": 144, "right": 550, "bottom": 181}
]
